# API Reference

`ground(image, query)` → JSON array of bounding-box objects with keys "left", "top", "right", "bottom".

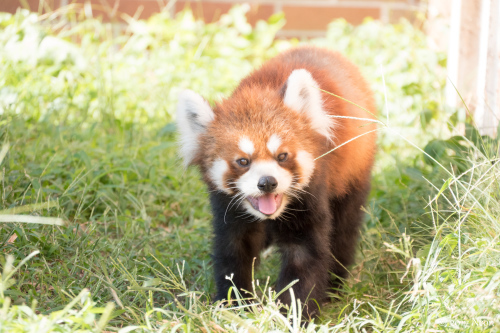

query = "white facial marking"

[
  {"left": 266, "top": 134, "right": 282, "bottom": 155},
  {"left": 284, "top": 69, "right": 335, "bottom": 141},
  {"left": 238, "top": 137, "right": 255, "bottom": 156},
  {"left": 176, "top": 90, "right": 214, "bottom": 166},
  {"left": 208, "top": 158, "right": 229, "bottom": 193},
  {"left": 296, "top": 150, "right": 315, "bottom": 187},
  {"left": 236, "top": 160, "right": 293, "bottom": 197},
  {"left": 237, "top": 160, "right": 292, "bottom": 220}
]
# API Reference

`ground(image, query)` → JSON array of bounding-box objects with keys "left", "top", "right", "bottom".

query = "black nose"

[{"left": 257, "top": 176, "right": 278, "bottom": 193}]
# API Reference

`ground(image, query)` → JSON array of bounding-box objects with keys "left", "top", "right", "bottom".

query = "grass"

[{"left": 1, "top": 4, "right": 500, "bottom": 332}]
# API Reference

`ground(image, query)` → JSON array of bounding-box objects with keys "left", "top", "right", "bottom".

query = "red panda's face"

[
  {"left": 205, "top": 124, "right": 316, "bottom": 220},
  {"left": 177, "top": 69, "right": 334, "bottom": 220}
]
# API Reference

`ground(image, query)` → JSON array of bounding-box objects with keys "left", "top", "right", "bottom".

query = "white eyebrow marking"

[
  {"left": 238, "top": 137, "right": 254, "bottom": 155},
  {"left": 267, "top": 134, "right": 281, "bottom": 154}
]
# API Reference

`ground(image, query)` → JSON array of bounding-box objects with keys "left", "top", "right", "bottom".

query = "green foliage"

[
  {"left": 1, "top": 251, "right": 116, "bottom": 333},
  {"left": 424, "top": 124, "right": 500, "bottom": 173},
  {"left": 0, "top": 6, "right": 287, "bottom": 125},
  {"left": 1, "top": 4, "right": 499, "bottom": 333},
  {"left": 313, "top": 19, "right": 448, "bottom": 153}
]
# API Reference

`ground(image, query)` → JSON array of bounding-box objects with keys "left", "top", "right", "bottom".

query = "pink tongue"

[{"left": 258, "top": 194, "right": 277, "bottom": 215}]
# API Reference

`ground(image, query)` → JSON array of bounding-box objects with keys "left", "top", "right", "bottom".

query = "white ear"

[
  {"left": 283, "top": 69, "right": 334, "bottom": 140},
  {"left": 176, "top": 89, "right": 214, "bottom": 166}
]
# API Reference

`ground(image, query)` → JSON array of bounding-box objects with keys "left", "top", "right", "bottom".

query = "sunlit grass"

[{"left": 1, "top": 4, "right": 499, "bottom": 333}]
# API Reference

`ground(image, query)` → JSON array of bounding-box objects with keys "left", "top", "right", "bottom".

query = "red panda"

[{"left": 176, "top": 46, "right": 377, "bottom": 315}]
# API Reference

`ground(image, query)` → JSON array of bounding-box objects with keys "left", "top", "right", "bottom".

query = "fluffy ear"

[
  {"left": 283, "top": 69, "right": 334, "bottom": 140},
  {"left": 176, "top": 89, "right": 215, "bottom": 166}
]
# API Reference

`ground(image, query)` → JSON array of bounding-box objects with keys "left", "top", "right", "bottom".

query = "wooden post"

[
  {"left": 429, "top": 0, "right": 500, "bottom": 137},
  {"left": 445, "top": 0, "right": 462, "bottom": 109},
  {"left": 478, "top": 0, "right": 500, "bottom": 137}
]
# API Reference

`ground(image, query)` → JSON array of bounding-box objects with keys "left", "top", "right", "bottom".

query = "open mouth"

[{"left": 247, "top": 193, "right": 284, "bottom": 216}]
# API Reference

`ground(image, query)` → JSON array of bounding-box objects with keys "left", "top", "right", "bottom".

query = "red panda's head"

[{"left": 176, "top": 69, "right": 335, "bottom": 220}]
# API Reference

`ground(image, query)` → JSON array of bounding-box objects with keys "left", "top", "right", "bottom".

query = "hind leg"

[{"left": 329, "top": 183, "right": 370, "bottom": 288}]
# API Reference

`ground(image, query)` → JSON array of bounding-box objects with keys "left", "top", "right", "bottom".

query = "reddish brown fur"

[
  {"left": 194, "top": 46, "right": 377, "bottom": 198},
  {"left": 185, "top": 46, "right": 377, "bottom": 316}
]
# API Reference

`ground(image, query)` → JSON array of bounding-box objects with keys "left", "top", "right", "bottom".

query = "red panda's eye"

[
  {"left": 236, "top": 158, "right": 250, "bottom": 167},
  {"left": 277, "top": 153, "right": 288, "bottom": 162}
]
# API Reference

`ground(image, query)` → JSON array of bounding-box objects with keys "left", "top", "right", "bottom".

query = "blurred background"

[
  {"left": 1, "top": 0, "right": 424, "bottom": 38},
  {"left": 2, "top": 0, "right": 499, "bottom": 135}
]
